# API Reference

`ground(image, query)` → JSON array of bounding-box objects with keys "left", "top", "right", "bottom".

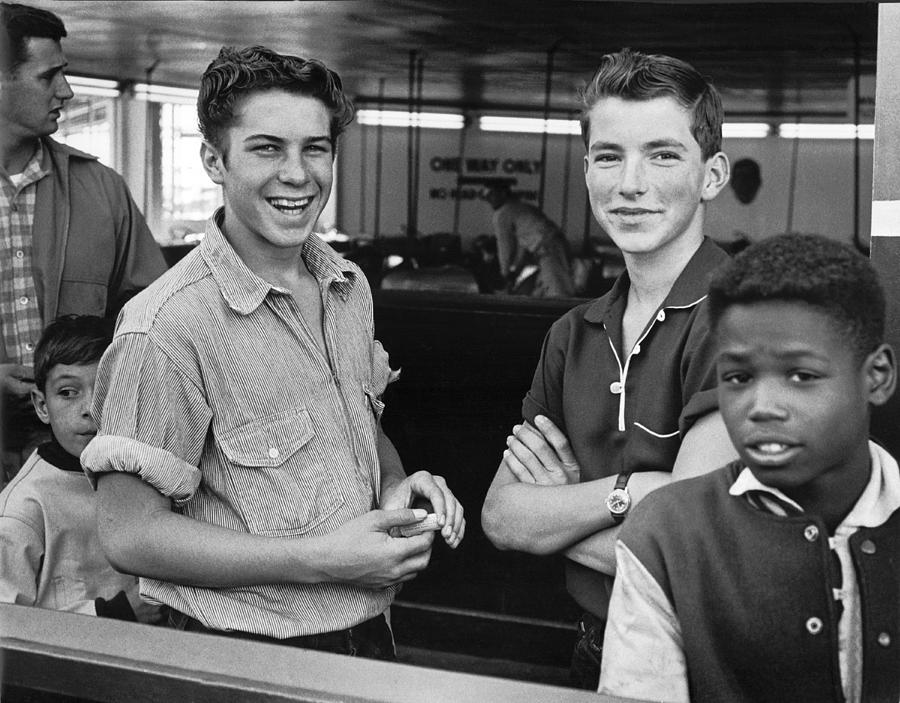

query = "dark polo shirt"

[{"left": 522, "top": 236, "right": 729, "bottom": 618}]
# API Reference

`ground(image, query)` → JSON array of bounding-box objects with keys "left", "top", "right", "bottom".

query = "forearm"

[
  {"left": 97, "top": 473, "right": 334, "bottom": 588},
  {"left": 564, "top": 527, "right": 619, "bottom": 575},
  {"left": 377, "top": 426, "right": 407, "bottom": 504},
  {"left": 483, "top": 466, "right": 672, "bottom": 555},
  {"left": 482, "top": 464, "right": 613, "bottom": 553}
]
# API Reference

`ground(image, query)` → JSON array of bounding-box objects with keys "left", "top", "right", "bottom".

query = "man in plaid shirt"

[{"left": 0, "top": 3, "right": 166, "bottom": 476}]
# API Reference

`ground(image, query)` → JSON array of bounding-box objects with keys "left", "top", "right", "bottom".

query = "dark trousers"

[
  {"left": 570, "top": 611, "right": 605, "bottom": 690},
  {"left": 169, "top": 609, "right": 396, "bottom": 662}
]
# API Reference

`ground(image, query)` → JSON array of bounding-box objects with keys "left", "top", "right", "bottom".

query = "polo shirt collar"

[
  {"left": 583, "top": 237, "right": 728, "bottom": 324},
  {"left": 200, "top": 209, "right": 357, "bottom": 315},
  {"left": 729, "top": 441, "right": 900, "bottom": 529}
]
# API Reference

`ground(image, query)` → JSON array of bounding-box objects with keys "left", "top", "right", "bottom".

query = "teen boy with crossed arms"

[
  {"left": 600, "top": 234, "right": 900, "bottom": 703},
  {"left": 482, "top": 48, "right": 738, "bottom": 688},
  {"left": 82, "top": 46, "right": 464, "bottom": 658}
]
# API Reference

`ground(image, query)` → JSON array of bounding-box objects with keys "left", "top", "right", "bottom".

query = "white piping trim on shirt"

[
  {"left": 633, "top": 422, "right": 680, "bottom": 439},
  {"left": 606, "top": 293, "right": 708, "bottom": 433}
]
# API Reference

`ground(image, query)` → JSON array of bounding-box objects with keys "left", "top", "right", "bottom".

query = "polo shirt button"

[
  {"left": 609, "top": 381, "right": 623, "bottom": 394},
  {"left": 268, "top": 447, "right": 280, "bottom": 459},
  {"left": 803, "top": 525, "right": 819, "bottom": 542},
  {"left": 806, "top": 617, "right": 823, "bottom": 635},
  {"left": 860, "top": 539, "right": 876, "bottom": 554},
  {"left": 878, "top": 632, "right": 891, "bottom": 647},
  {"left": 656, "top": 310, "right": 666, "bottom": 322}
]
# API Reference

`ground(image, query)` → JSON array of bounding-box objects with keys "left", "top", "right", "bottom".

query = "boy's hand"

[
  {"left": 503, "top": 415, "right": 581, "bottom": 485},
  {"left": 380, "top": 471, "right": 465, "bottom": 549},
  {"left": 319, "top": 508, "right": 435, "bottom": 589}
]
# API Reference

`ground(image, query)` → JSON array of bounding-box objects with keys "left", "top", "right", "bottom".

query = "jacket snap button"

[
  {"left": 268, "top": 447, "right": 280, "bottom": 459},
  {"left": 860, "top": 540, "right": 876, "bottom": 555},
  {"left": 609, "top": 381, "right": 623, "bottom": 394},
  {"left": 656, "top": 311, "right": 666, "bottom": 322},
  {"left": 806, "top": 617, "right": 823, "bottom": 635},
  {"left": 878, "top": 632, "right": 891, "bottom": 647},
  {"left": 803, "top": 525, "right": 819, "bottom": 542}
]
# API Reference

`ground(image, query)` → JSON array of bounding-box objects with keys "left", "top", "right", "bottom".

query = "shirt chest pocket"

[{"left": 217, "top": 407, "right": 344, "bottom": 536}]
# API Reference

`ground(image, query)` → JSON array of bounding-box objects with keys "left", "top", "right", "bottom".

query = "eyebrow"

[
  {"left": 717, "top": 348, "right": 828, "bottom": 363},
  {"left": 243, "top": 133, "right": 331, "bottom": 143},
  {"left": 588, "top": 137, "right": 688, "bottom": 154}
]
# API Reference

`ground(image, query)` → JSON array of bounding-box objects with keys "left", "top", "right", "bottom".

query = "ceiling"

[{"left": 37, "top": 1, "right": 878, "bottom": 117}]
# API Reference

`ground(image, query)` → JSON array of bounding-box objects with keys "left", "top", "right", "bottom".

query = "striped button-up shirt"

[
  {"left": 0, "top": 143, "right": 49, "bottom": 365},
  {"left": 82, "top": 211, "right": 398, "bottom": 637}
]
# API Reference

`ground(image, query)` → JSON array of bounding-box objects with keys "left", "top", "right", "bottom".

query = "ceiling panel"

[{"left": 34, "top": 1, "right": 878, "bottom": 117}]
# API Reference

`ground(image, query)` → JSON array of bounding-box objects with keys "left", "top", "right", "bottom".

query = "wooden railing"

[{"left": 0, "top": 604, "right": 637, "bottom": 702}]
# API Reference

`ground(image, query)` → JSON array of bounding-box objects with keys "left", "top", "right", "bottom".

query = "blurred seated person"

[
  {"left": 470, "top": 234, "right": 505, "bottom": 293},
  {"left": 484, "top": 183, "right": 575, "bottom": 297}
]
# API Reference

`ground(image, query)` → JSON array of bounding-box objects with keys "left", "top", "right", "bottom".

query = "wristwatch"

[{"left": 606, "top": 472, "right": 633, "bottom": 524}]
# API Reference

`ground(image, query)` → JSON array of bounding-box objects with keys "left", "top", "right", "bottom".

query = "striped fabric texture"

[
  {"left": 82, "top": 212, "right": 398, "bottom": 637},
  {"left": 0, "top": 144, "right": 49, "bottom": 365}
]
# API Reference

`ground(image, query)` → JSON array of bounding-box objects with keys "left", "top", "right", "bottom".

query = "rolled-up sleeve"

[{"left": 82, "top": 330, "right": 211, "bottom": 504}]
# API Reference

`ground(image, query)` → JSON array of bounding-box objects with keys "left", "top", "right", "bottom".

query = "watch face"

[{"left": 606, "top": 488, "right": 631, "bottom": 515}]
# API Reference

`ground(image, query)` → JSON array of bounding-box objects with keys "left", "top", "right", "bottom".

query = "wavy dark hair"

[
  {"left": 1, "top": 2, "right": 66, "bottom": 74},
  {"left": 579, "top": 48, "right": 723, "bottom": 159},
  {"left": 198, "top": 45, "right": 354, "bottom": 156}
]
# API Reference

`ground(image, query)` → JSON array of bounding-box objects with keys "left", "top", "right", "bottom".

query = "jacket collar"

[
  {"left": 583, "top": 237, "right": 729, "bottom": 324},
  {"left": 200, "top": 209, "right": 357, "bottom": 315}
]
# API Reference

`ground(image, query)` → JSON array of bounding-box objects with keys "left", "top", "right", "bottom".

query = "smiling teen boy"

[
  {"left": 0, "top": 315, "right": 155, "bottom": 622},
  {"left": 599, "top": 234, "right": 899, "bottom": 703},
  {"left": 481, "top": 48, "right": 737, "bottom": 687},
  {"left": 81, "top": 46, "right": 464, "bottom": 659}
]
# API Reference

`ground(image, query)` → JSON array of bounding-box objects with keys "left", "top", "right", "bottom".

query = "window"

[{"left": 56, "top": 95, "right": 114, "bottom": 167}]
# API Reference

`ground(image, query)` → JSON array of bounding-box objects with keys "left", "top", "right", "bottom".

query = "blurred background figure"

[{"left": 483, "top": 183, "right": 575, "bottom": 297}]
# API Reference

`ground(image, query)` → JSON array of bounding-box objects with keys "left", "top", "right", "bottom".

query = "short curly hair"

[
  {"left": 708, "top": 234, "right": 884, "bottom": 363},
  {"left": 198, "top": 45, "right": 355, "bottom": 154},
  {"left": 579, "top": 48, "right": 723, "bottom": 160}
]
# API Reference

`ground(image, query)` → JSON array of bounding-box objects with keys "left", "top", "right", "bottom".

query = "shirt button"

[
  {"left": 25, "top": 342, "right": 34, "bottom": 351},
  {"left": 15, "top": 250, "right": 24, "bottom": 259},
  {"left": 267, "top": 447, "right": 280, "bottom": 459},
  {"left": 806, "top": 617, "right": 823, "bottom": 635},
  {"left": 860, "top": 539, "right": 876, "bottom": 555},
  {"left": 878, "top": 632, "right": 892, "bottom": 647},
  {"left": 18, "top": 296, "right": 28, "bottom": 305},
  {"left": 632, "top": 344, "right": 641, "bottom": 355},
  {"left": 609, "top": 381, "right": 623, "bottom": 394},
  {"left": 656, "top": 310, "right": 666, "bottom": 322},
  {"left": 803, "top": 525, "right": 819, "bottom": 542}
]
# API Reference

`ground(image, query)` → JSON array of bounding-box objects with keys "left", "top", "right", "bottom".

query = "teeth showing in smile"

[
  {"left": 753, "top": 442, "right": 788, "bottom": 454},
  {"left": 269, "top": 196, "right": 313, "bottom": 213}
]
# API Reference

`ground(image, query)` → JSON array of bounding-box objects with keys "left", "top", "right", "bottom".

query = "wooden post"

[{"left": 869, "top": 4, "right": 900, "bottom": 454}]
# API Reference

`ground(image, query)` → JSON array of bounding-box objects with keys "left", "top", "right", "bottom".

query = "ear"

[
  {"left": 700, "top": 152, "right": 730, "bottom": 202},
  {"left": 31, "top": 387, "right": 51, "bottom": 426},
  {"left": 864, "top": 343, "right": 896, "bottom": 406},
  {"left": 200, "top": 140, "right": 226, "bottom": 185}
]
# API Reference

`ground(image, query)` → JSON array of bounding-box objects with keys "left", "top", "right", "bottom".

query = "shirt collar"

[
  {"left": 730, "top": 441, "right": 900, "bottom": 529},
  {"left": 583, "top": 237, "right": 729, "bottom": 324},
  {"left": 0, "top": 141, "right": 48, "bottom": 186},
  {"left": 200, "top": 209, "right": 357, "bottom": 315}
]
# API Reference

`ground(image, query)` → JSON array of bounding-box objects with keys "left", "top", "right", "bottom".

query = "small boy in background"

[
  {"left": 599, "top": 234, "right": 900, "bottom": 703},
  {"left": 0, "top": 315, "right": 158, "bottom": 622}
]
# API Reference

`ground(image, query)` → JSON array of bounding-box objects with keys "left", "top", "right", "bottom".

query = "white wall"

[{"left": 337, "top": 124, "right": 874, "bottom": 252}]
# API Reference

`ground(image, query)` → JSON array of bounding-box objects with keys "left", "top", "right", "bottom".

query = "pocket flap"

[{"left": 218, "top": 407, "right": 314, "bottom": 467}]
